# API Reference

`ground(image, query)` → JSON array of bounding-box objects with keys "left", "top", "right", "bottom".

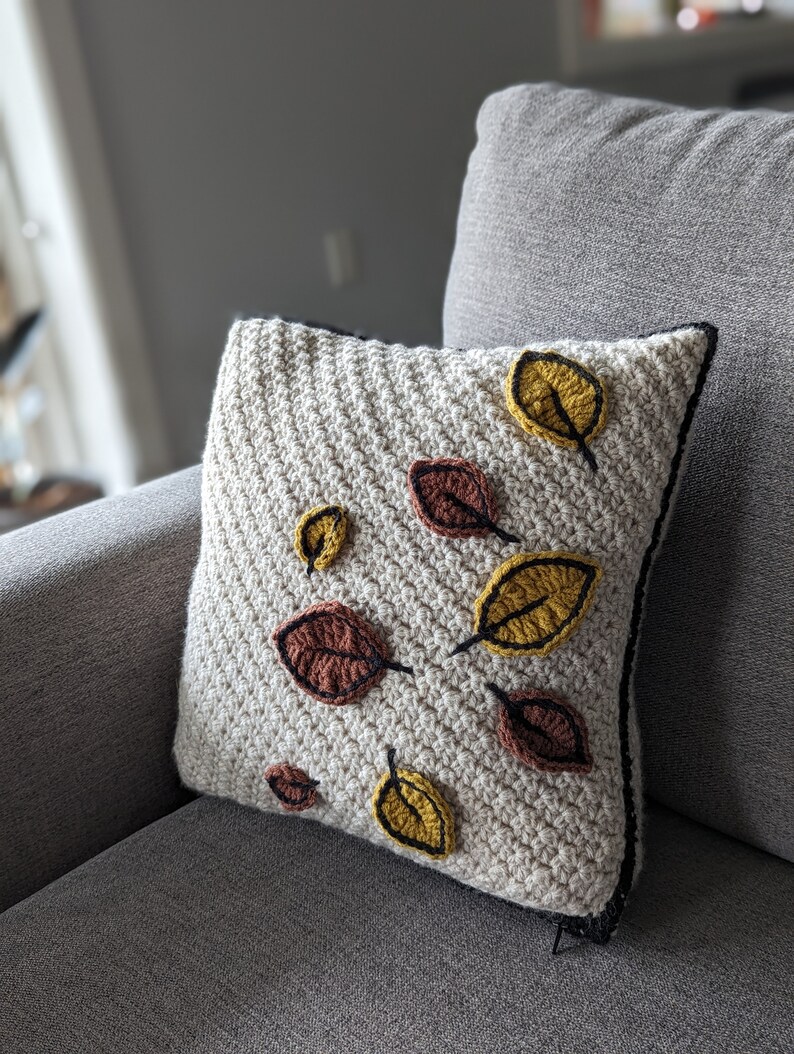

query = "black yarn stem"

[
  {"left": 552, "top": 923, "right": 564, "bottom": 956},
  {"left": 492, "top": 524, "right": 521, "bottom": 544},
  {"left": 386, "top": 748, "right": 421, "bottom": 822},
  {"left": 486, "top": 684, "right": 526, "bottom": 718},
  {"left": 444, "top": 492, "right": 520, "bottom": 544},
  {"left": 578, "top": 442, "right": 598, "bottom": 473},
  {"left": 486, "top": 682, "right": 511, "bottom": 707},
  {"left": 450, "top": 633, "right": 483, "bottom": 656},
  {"left": 287, "top": 778, "right": 320, "bottom": 790},
  {"left": 382, "top": 659, "right": 414, "bottom": 675},
  {"left": 550, "top": 388, "right": 598, "bottom": 473}
]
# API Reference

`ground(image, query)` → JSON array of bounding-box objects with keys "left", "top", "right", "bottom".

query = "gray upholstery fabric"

[
  {"left": 1, "top": 797, "right": 792, "bottom": 1054},
  {"left": 0, "top": 467, "right": 201, "bottom": 910},
  {"left": 443, "top": 83, "right": 794, "bottom": 861}
]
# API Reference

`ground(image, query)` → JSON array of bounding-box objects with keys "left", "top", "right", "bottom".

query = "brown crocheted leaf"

[
  {"left": 407, "top": 458, "right": 518, "bottom": 543},
  {"left": 264, "top": 763, "right": 320, "bottom": 812},
  {"left": 488, "top": 684, "right": 592, "bottom": 774},
  {"left": 273, "top": 600, "right": 413, "bottom": 705}
]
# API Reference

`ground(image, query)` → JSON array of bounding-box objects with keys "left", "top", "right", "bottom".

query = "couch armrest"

[{"left": 0, "top": 467, "right": 201, "bottom": 910}]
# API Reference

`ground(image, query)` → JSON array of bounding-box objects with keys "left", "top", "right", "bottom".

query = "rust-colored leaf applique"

[
  {"left": 451, "top": 551, "right": 602, "bottom": 658},
  {"left": 506, "top": 349, "right": 607, "bottom": 471},
  {"left": 294, "top": 504, "right": 347, "bottom": 575},
  {"left": 407, "top": 458, "right": 519, "bottom": 543},
  {"left": 372, "top": 749, "right": 455, "bottom": 859},
  {"left": 487, "top": 684, "right": 592, "bottom": 774},
  {"left": 273, "top": 600, "right": 413, "bottom": 705},
  {"left": 264, "top": 763, "right": 320, "bottom": 811}
]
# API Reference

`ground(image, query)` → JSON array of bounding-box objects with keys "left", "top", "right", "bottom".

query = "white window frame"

[{"left": 0, "top": 0, "right": 170, "bottom": 492}]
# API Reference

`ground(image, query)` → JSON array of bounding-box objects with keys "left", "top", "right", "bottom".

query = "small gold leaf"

[
  {"left": 506, "top": 350, "right": 607, "bottom": 471},
  {"left": 372, "top": 749, "right": 454, "bottom": 859},
  {"left": 294, "top": 504, "right": 347, "bottom": 575},
  {"left": 452, "top": 551, "right": 602, "bottom": 658}
]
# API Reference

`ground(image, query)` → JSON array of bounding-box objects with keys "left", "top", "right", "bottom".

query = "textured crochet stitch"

[{"left": 175, "top": 318, "right": 715, "bottom": 937}]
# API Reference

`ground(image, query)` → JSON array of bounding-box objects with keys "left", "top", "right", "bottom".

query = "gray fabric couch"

[{"left": 1, "top": 84, "right": 792, "bottom": 1053}]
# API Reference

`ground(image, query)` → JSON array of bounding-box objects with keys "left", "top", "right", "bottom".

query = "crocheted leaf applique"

[
  {"left": 372, "top": 749, "right": 454, "bottom": 859},
  {"left": 451, "top": 551, "right": 602, "bottom": 658},
  {"left": 273, "top": 600, "right": 413, "bottom": 705},
  {"left": 506, "top": 350, "right": 607, "bottom": 471},
  {"left": 264, "top": 763, "right": 320, "bottom": 811},
  {"left": 294, "top": 504, "right": 347, "bottom": 575},
  {"left": 407, "top": 458, "right": 519, "bottom": 543},
  {"left": 487, "top": 684, "right": 592, "bottom": 774}
]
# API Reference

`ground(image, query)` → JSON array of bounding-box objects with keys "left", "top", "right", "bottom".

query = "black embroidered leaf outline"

[
  {"left": 272, "top": 600, "right": 413, "bottom": 705},
  {"left": 371, "top": 749, "right": 455, "bottom": 859},
  {"left": 407, "top": 458, "right": 519, "bottom": 543},
  {"left": 451, "top": 551, "right": 602, "bottom": 658},
  {"left": 264, "top": 763, "right": 320, "bottom": 811},
  {"left": 506, "top": 350, "right": 608, "bottom": 471},
  {"left": 488, "top": 684, "right": 593, "bottom": 774},
  {"left": 294, "top": 504, "right": 347, "bottom": 575}
]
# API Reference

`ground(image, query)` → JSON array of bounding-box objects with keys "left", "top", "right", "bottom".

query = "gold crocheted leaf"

[
  {"left": 372, "top": 749, "right": 454, "bottom": 859},
  {"left": 294, "top": 504, "right": 347, "bottom": 575},
  {"left": 451, "top": 551, "right": 602, "bottom": 658},
  {"left": 506, "top": 350, "right": 607, "bottom": 471}
]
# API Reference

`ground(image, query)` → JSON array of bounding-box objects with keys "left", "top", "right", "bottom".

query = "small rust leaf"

[{"left": 264, "top": 763, "right": 320, "bottom": 811}]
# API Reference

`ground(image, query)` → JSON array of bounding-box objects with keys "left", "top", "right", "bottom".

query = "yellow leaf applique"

[
  {"left": 451, "top": 551, "right": 602, "bottom": 658},
  {"left": 506, "top": 350, "right": 607, "bottom": 471},
  {"left": 294, "top": 504, "right": 347, "bottom": 575},
  {"left": 372, "top": 749, "right": 454, "bottom": 859}
]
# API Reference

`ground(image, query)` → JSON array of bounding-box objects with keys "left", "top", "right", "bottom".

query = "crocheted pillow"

[{"left": 176, "top": 318, "right": 715, "bottom": 944}]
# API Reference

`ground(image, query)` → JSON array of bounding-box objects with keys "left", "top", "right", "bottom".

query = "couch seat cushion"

[{"left": 1, "top": 797, "right": 791, "bottom": 1054}]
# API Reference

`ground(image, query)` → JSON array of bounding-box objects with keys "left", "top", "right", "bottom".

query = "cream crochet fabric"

[{"left": 176, "top": 318, "right": 714, "bottom": 939}]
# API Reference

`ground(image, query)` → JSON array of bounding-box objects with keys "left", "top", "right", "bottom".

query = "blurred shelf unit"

[{"left": 558, "top": 1, "right": 794, "bottom": 77}]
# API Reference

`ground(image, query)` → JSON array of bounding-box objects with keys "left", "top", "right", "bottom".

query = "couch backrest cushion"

[{"left": 444, "top": 83, "right": 793, "bottom": 861}]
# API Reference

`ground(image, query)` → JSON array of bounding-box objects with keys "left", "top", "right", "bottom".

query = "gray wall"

[
  {"left": 70, "top": 0, "right": 794, "bottom": 468},
  {"left": 71, "top": 0, "right": 559, "bottom": 466}
]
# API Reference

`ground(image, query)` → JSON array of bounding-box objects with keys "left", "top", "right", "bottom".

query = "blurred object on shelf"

[
  {"left": 736, "top": 70, "right": 794, "bottom": 106},
  {"left": 0, "top": 304, "right": 47, "bottom": 495},
  {"left": 0, "top": 475, "right": 102, "bottom": 533},
  {"left": 587, "top": 0, "right": 794, "bottom": 38},
  {"left": 595, "top": 0, "right": 671, "bottom": 37}
]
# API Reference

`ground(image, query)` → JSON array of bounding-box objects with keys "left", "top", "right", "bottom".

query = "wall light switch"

[{"left": 324, "top": 228, "right": 359, "bottom": 287}]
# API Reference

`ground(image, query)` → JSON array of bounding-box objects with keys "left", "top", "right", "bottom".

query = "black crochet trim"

[
  {"left": 240, "top": 313, "right": 374, "bottom": 341},
  {"left": 547, "top": 322, "right": 718, "bottom": 946}
]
